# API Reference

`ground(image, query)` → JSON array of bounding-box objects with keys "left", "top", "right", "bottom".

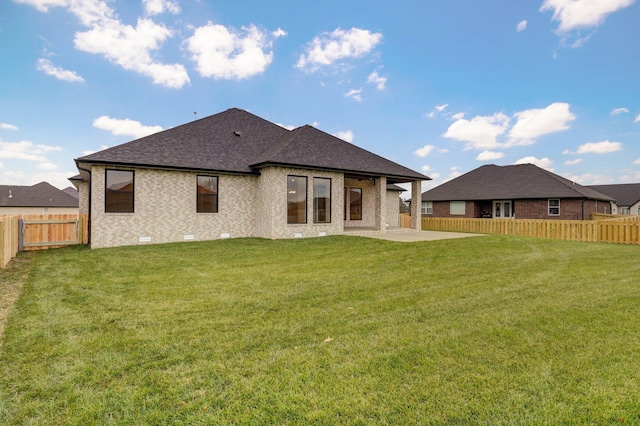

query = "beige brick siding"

[
  {"left": 386, "top": 191, "right": 401, "bottom": 227},
  {"left": 90, "top": 166, "right": 259, "bottom": 248},
  {"left": 88, "top": 165, "right": 370, "bottom": 248},
  {"left": 258, "top": 167, "right": 344, "bottom": 239},
  {"left": 344, "top": 178, "right": 378, "bottom": 228}
]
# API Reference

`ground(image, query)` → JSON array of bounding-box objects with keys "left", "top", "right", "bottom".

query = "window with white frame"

[
  {"left": 548, "top": 199, "right": 560, "bottom": 216},
  {"left": 450, "top": 201, "right": 465, "bottom": 215},
  {"left": 421, "top": 201, "right": 433, "bottom": 215}
]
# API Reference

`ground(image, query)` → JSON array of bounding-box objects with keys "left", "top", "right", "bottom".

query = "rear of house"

[
  {"left": 421, "top": 164, "right": 613, "bottom": 220},
  {"left": 72, "top": 108, "right": 428, "bottom": 249}
]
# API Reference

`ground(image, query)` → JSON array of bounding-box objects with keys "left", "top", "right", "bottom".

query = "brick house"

[
  {"left": 586, "top": 183, "right": 640, "bottom": 216},
  {"left": 71, "top": 108, "right": 428, "bottom": 249},
  {"left": 420, "top": 164, "right": 613, "bottom": 220}
]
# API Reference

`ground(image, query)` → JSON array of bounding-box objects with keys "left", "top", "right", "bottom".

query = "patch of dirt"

[{"left": 0, "top": 252, "right": 34, "bottom": 346}]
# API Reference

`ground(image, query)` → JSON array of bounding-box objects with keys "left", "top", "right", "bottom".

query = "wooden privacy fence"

[
  {"left": 420, "top": 216, "right": 640, "bottom": 245},
  {"left": 0, "top": 214, "right": 88, "bottom": 269}
]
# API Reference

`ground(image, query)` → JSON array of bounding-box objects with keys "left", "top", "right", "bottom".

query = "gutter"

[{"left": 76, "top": 163, "right": 92, "bottom": 246}]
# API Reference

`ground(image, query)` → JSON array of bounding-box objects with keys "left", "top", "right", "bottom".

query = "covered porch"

[{"left": 342, "top": 175, "right": 422, "bottom": 233}]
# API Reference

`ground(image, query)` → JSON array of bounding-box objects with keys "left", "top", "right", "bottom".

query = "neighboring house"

[
  {"left": 420, "top": 164, "right": 613, "bottom": 220},
  {"left": 0, "top": 182, "right": 79, "bottom": 216},
  {"left": 587, "top": 183, "right": 640, "bottom": 216},
  {"left": 63, "top": 186, "right": 79, "bottom": 199},
  {"left": 72, "top": 108, "right": 428, "bottom": 249}
]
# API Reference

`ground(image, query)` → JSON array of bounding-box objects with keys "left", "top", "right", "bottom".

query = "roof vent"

[
  {"left": 8, "top": 189, "right": 12, "bottom": 198},
  {"left": 234, "top": 130, "right": 241, "bottom": 137}
]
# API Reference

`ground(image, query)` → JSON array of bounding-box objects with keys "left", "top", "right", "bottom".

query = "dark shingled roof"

[
  {"left": 76, "top": 108, "right": 427, "bottom": 183},
  {"left": 586, "top": 183, "right": 640, "bottom": 207},
  {"left": 0, "top": 182, "right": 79, "bottom": 208},
  {"left": 422, "top": 164, "right": 614, "bottom": 202}
]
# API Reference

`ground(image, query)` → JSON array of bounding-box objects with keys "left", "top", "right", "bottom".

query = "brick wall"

[{"left": 426, "top": 198, "right": 614, "bottom": 220}]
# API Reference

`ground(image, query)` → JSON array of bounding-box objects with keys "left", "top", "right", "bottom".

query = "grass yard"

[{"left": 1, "top": 235, "right": 640, "bottom": 424}]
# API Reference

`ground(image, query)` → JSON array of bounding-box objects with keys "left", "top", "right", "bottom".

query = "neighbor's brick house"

[
  {"left": 420, "top": 164, "right": 613, "bottom": 220},
  {"left": 0, "top": 182, "right": 79, "bottom": 216},
  {"left": 71, "top": 108, "right": 428, "bottom": 249}
]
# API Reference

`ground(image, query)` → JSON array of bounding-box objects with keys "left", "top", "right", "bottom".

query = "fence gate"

[{"left": 18, "top": 216, "right": 81, "bottom": 251}]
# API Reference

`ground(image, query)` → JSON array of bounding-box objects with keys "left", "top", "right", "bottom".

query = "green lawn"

[{"left": 1, "top": 235, "right": 640, "bottom": 424}]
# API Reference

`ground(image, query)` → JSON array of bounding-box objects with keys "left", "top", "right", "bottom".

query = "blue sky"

[{"left": 1, "top": 0, "right": 639, "bottom": 193}]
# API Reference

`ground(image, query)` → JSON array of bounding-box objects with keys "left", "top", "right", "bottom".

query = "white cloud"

[
  {"left": 414, "top": 145, "right": 435, "bottom": 157},
  {"left": 37, "top": 58, "right": 85, "bottom": 83},
  {"left": 514, "top": 156, "right": 554, "bottom": 171},
  {"left": 506, "top": 102, "right": 575, "bottom": 146},
  {"left": 540, "top": 0, "right": 636, "bottom": 33},
  {"left": 633, "top": 158, "right": 640, "bottom": 165},
  {"left": 451, "top": 112, "right": 465, "bottom": 120},
  {"left": 517, "top": 20, "right": 528, "bottom": 31},
  {"left": 565, "top": 158, "right": 582, "bottom": 165},
  {"left": 443, "top": 112, "right": 510, "bottom": 150},
  {"left": 0, "top": 123, "right": 19, "bottom": 131},
  {"left": 296, "top": 27, "right": 382, "bottom": 72},
  {"left": 143, "top": 0, "right": 180, "bottom": 16},
  {"left": 436, "top": 104, "right": 449, "bottom": 112},
  {"left": 272, "top": 28, "right": 287, "bottom": 38},
  {"left": 576, "top": 140, "right": 622, "bottom": 154},
  {"left": 75, "top": 18, "right": 189, "bottom": 88},
  {"left": 333, "top": 130, "right": 353, "bottom": 143},
  {"left": 19, "top": 0, "right": 190, "bottom": 88},
  {"left": 635, "top": 114, "right": 640, "bottom": 123},
  {"left": 562, "top": 172, "right": 615, "bottom": 185},
  {"left": 186, "top": 23, "right": 276, "bottom": 80},
  {"left": 476, "top": 151, "right": 504, "bottom": 161},
  {"left": 276, "top": 123, "right": 296, "bottom": 130},
  {"left": 93, "top": 116, "right": 163, "bottom": 139},
  {"left": 421, "top": 165, "right": 432, "bottom": 173},
  {"left": 367, "top": 71, "right": 386, "bottom": 90},
  {"left": 37, "top": 162, "right": 58, "bottom": 170},
  {"left": 345, "top": 88, "right": 362, "bottom": 101},
  {"left": 0, "top": 139, "right": 61, "bottom": 162},
  {"left": 611, "top": 107, "right": 630, "bottom": 115}
]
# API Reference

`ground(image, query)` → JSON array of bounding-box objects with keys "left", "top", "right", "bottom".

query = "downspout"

[
  {"left": 581, "top": 199, "right": 586, "bottom": 220},
  {"left": 77, "top": 165, "right": 92, "bottom": 246}
]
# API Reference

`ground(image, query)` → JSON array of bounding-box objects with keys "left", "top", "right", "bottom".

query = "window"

[
  {"left": 548, "top": 199, "right": 560, "bottom": 216},
  {"left": 421, "top": 201, "right": 433, "bottom": 215},
  {"left": 197, "top": 175, "right": 218, "bottom": 213},
  {"left": 287, "top": 176, "right": 307, "bottom": 224},
  {"left": 313, "top": 178, "right": 331, "bottom": 223},
  {"left": 105, "top": 169, "right": 134, "bottom": 213},
  {"left": 450, "top": 201, "right": 465, "bottom": 215},
  {"left": 349, "top": 187, "right": 362, "bottom": 220}
]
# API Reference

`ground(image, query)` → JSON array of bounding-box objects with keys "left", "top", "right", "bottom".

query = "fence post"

[{"left": 18, "top": 218, "right": 24, "bottom": 252}]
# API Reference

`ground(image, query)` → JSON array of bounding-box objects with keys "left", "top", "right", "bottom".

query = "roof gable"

[
  {"left": 422, "top": 164, "right": 613, "bottom": 202},
  {"left": 76, "top": 108, "right": 427, "bottom": 182},
  {"left": 0, "top": 182, "right": 79, "bottom": 208}
]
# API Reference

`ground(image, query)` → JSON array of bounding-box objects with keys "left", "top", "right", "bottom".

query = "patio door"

[{"left": 493, "top": 200, "right": 512, "bottom": 218}]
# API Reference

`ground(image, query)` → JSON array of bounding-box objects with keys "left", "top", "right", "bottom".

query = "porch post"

[
  {"left": 411, "top": 180, "right": 421, "bottom": 231},
  {"left": 376, "top": 176, "right": 387, "bottom": 232}
]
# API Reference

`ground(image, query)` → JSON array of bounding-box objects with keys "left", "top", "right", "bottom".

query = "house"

[
  {"left": 0, "top": 182, "right": 79, "bottom": 216},
  {"left": 420, "top": 164, "right": 613, "bottom": 220},
  {"left": 586, "top": 183, "right": 640, "bottom": 216},
  {"left": 71, "top": 108, "right": 428, "bottom": 249}
]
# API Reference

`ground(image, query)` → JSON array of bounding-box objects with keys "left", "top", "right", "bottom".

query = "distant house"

[
  {"left": 420, "top": 164, "right": 613, "bottom": 220},
  {"left": 0, "top": 182, "right": 79, "bottom": 216},
  {"left": 587, "top": 183, "right": 640, "bottom": 216},
  {"left": 71, "top": 108, "right": 428, "bottom": 249}
]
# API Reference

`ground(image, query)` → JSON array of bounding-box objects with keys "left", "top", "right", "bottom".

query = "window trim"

[
  {"left": 287, "top": 175, "right": 308, "bottom": 224},
  {"left": 548, "top": 199, "right": 560, "bottom": 216},
  {"left": 421, "top": 201, "right": 433, "bottom": 215},
  {"left": 450, "top": 201, "right": 466, "bottom": 215},
  {"left": 313, "top": 177, "right": 331, "bottom": 223},
  {"left": 196, "top": 175, "right": 218, "bottom": 213},
  {"left": 105, "top": 169, "right": 134, "bottom": 213}
]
